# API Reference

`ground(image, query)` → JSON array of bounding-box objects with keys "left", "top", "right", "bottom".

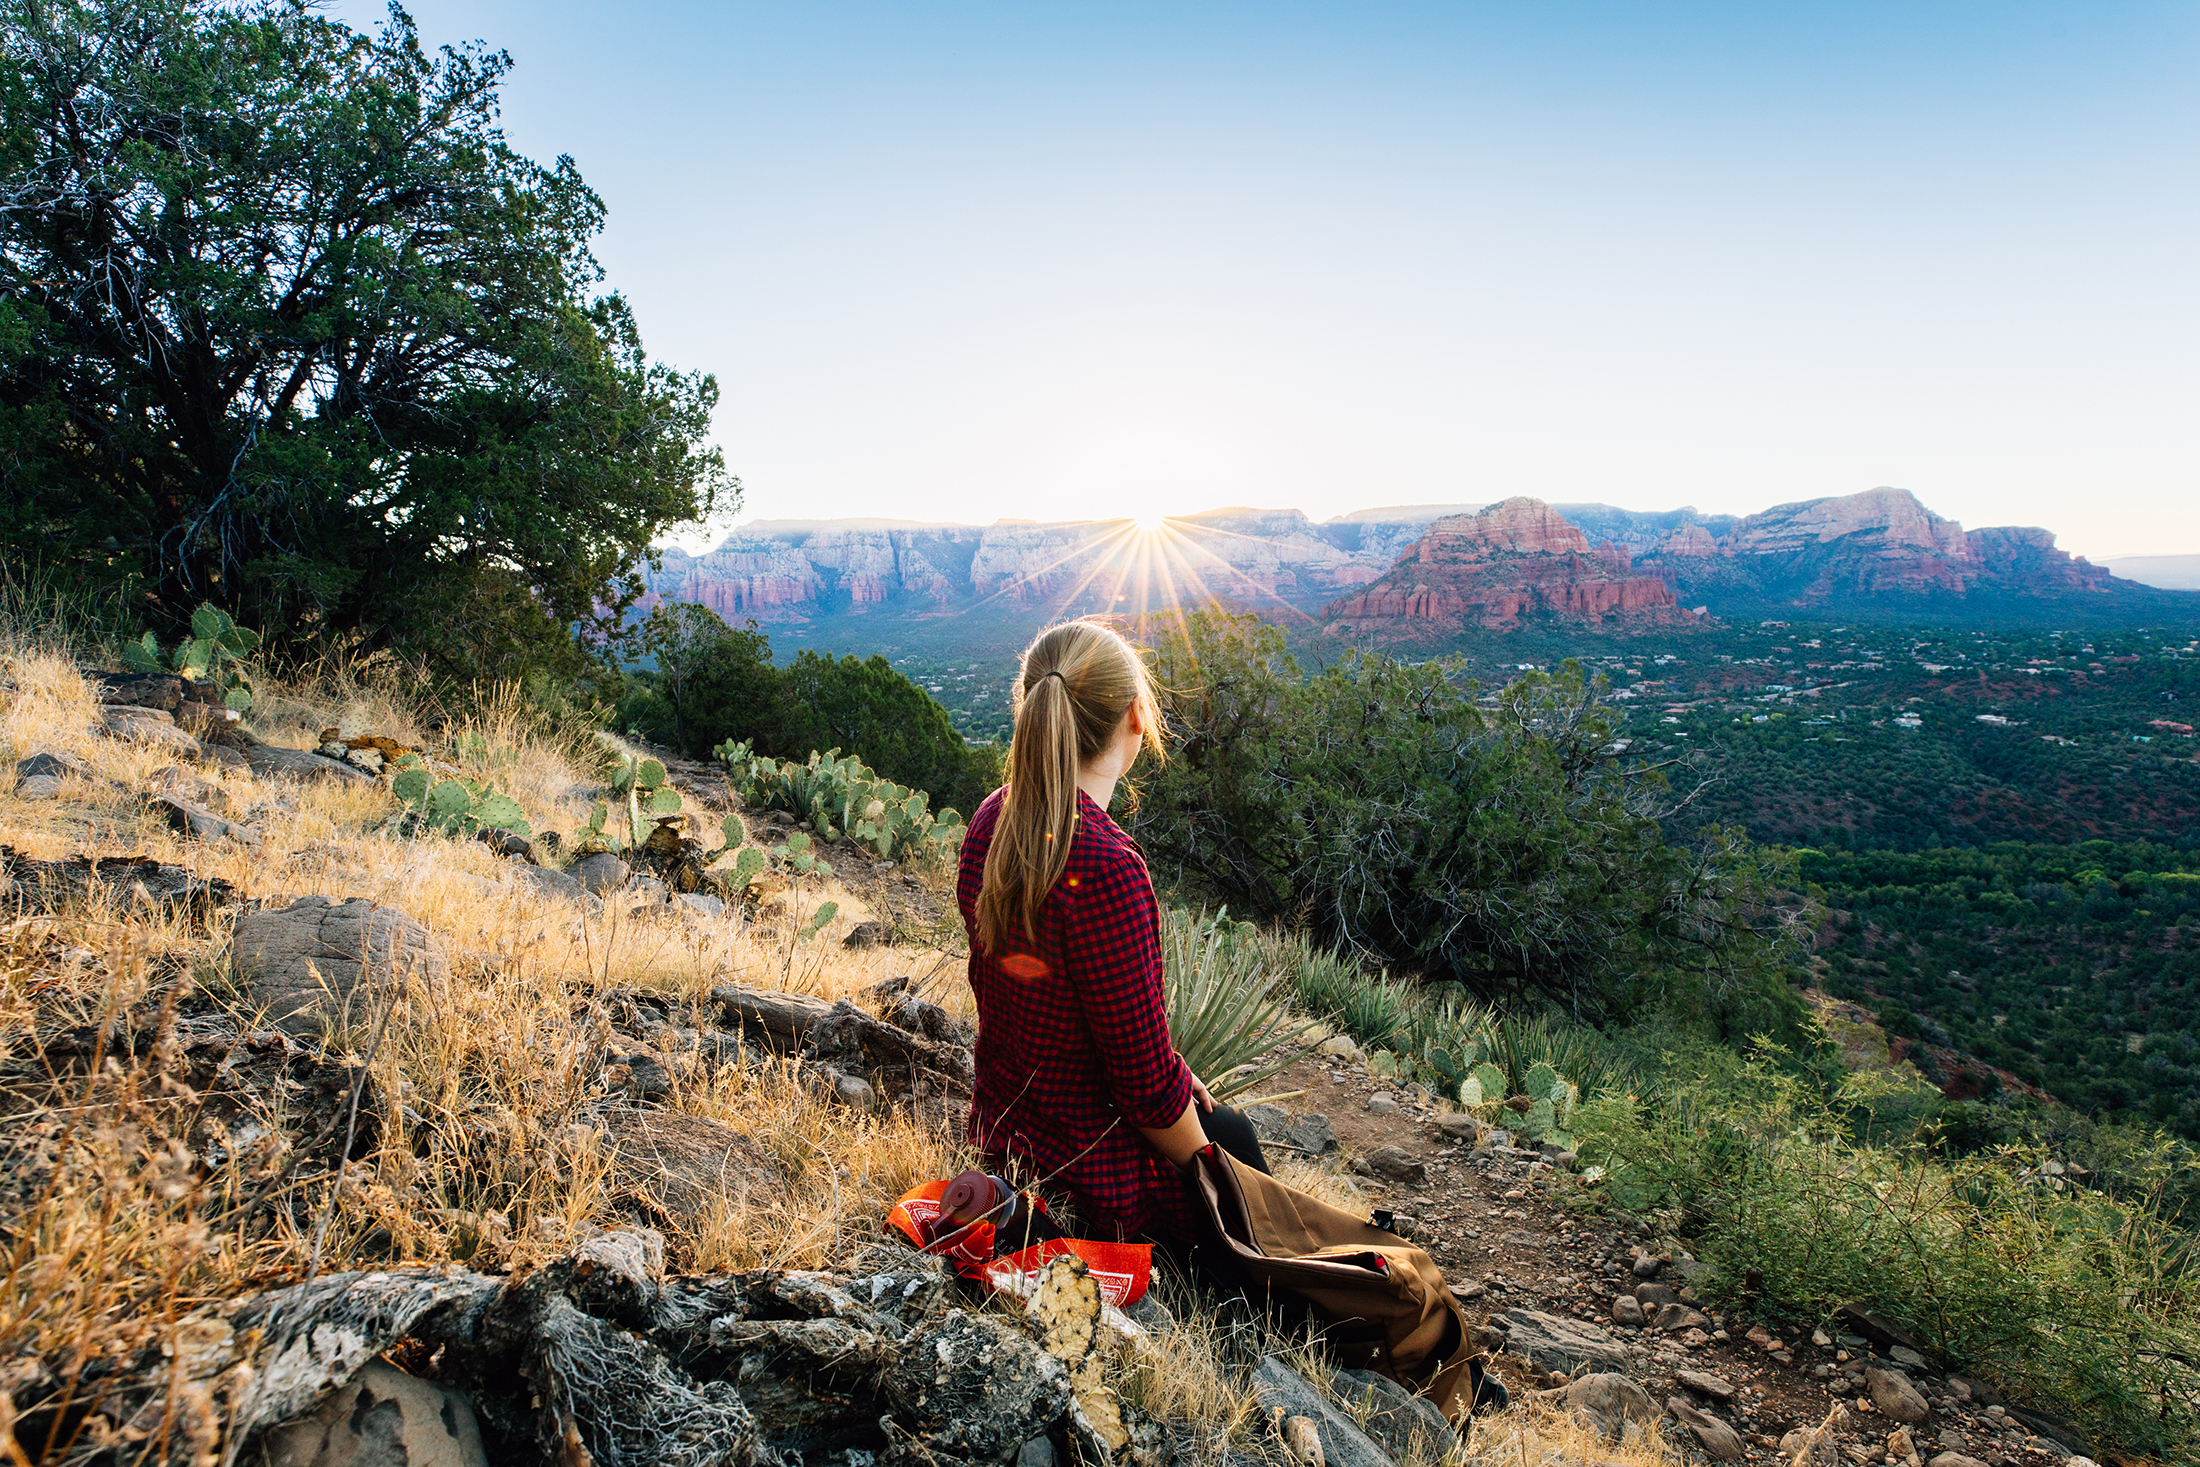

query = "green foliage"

[
  {"left": 795, "top": 899, "right": 841, "bottom": 941},
  {"left": 1131, "top": 609, "right": 1809, "bottom": 1025},
  {"left": 119, "top": 603, "right": 262, "bottom": 710},
  {"left": 389, "top": 754, "right": 530, "bottom": 839},
  {"left": 642, "top": 604, "right": 1002, "bottom": 813},
  {"left": 1573, "top": 1043, "right": 2200, "bottom": 1462},
  {"left": 1805, "top": 840, "right": 2200, "bottom": 1138},
  {"left": 0, "top": 0, "right": 730, "bottom": 678},
  {"left": 716, "top": 741, "right": 964, "bottom": 863},
  {"left": 1162, "top": 908, "right": 1312, "bottom": 1102}
]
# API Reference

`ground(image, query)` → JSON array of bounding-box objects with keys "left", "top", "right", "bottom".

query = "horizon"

[{"left": 332, "top": 2, "right": 2199, "bottom": 564}]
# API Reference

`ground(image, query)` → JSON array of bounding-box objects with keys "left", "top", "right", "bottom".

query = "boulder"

[
  {"left": 260, "top": 1359, "right": 486, "bottom": 1467},
  {"left": 231, "top": 896, "right": 449, "bottom": 1036},
  {"left": 14, "top": 749, "right": 93, "bottom": 801},
  {"left": 507, "top": 863, "right": 605, "bottom": 914},
  {"left": 1357, "top": 1145, "right": 1425, "bottom": 1183},
  {"left": 1928, "top": 1455, "right": 1988, "bottom": 1467},
  {"left": 1632, "top": 1282, "right": 1679, "bottom": 1308},
  {"left": 1650, "top": 1302, "right": 1710, "bottom": 1332},
  {"left": 475, "top": 827, "right": 535, "bottom": 863},
  {"left": 1866, "top": 1367, "right": 1931, "bottom": 1424},
  {"left": 841, "top": 919, "right": 892, "bottom": 949},
  {"left": 244, "top": 742, "right": 377, "bottom": 785},
  {"left": 676, "top": 892, "right": 727, "bottom": 918},
  {"left": 1666, "top": 1397, "right": 1745, "bottom": 1460},
  {"left": 1316, "top": 1035, "right": 1361, "bottom": 1061},
  {"left": 1434, "top": 1112, "right": 1486, "bottom": 1143},
  {"left": 144, "top": 793, "right": 259, "bottom": 847},
  {"left": 91, "top": 671, "right": 184, "bottom": 710},
  {"left": 574, "top": 853, "right": 631, "bottom": 894},
  {"left": 1276, "top": 1113, "right": 1340, "bottom": 1156},
  {"left": 100, "top": 708, "right": 202, "bottom": 756},
  {"left": 1248, "top": 1358, "right": 1396, "bottom": 1467},
  {"left": 1366, "top": 1094, "right": 1400, "bottom": 1115},
  {"left": 1557, "top": 1373, "right": 1658, "bottom": 1442},
  {"left": 1495, "top": 1309, "right": 1630, "bottom": 1373},
  {"left": 1677, "top": 1370, "right": 1737, "bottom": 1402},
  {"left": 147, "top": 764, "right": 230, "bottom": 811},
  {"left": 1334, "top": 1368, "right": 1451, "bottom": 1461},
  {"left": 880, "top": 1311, "right": 1071, "bottom": 1459},
  {"left": 1609, "top": 1295, "right": 1644, "bottom": 1327}
]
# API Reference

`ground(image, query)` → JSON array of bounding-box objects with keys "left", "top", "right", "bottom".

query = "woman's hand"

[{"left": 1187, "top": 1068, "right": 1216, "bottom": 1114}]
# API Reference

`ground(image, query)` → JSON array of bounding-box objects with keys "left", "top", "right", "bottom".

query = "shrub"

[
  {"left": 120, "top": 603, "right": 261, "bottom": 711},
  {"left": 1574, "top": 1046, "right": 2200, "bottom": 1461},
  {"left": 1130, "top": 609, "right": 1810, "bottom": 1026}
]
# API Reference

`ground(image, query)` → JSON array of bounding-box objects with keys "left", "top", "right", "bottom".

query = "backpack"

[{"left": 1187, "top": 1145, "right": 1486, "bottom": 1423}]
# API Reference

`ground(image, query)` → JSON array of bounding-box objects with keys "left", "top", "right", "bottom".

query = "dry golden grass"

[{"left": 0, "top": 642, "right": 973, "bottom": 1409}]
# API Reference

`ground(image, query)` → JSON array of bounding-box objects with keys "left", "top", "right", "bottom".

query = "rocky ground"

[{"left": 1241, "top": 1042, "right": 2109, "bottom": 1467}]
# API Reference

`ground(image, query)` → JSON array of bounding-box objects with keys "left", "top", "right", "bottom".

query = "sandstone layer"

[{"left": 1325, "top": 498, "right": 1688, "bottom": 632}]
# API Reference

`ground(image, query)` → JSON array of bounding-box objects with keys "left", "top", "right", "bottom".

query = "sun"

[{"left": 1131, "top": 513, "right": 1171, "bottom": 533}]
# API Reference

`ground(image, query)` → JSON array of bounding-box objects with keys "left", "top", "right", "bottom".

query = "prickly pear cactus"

[
  {"left": 388, "top": 754, "right": 531, "bottom": 840},
  {"left": 1525, "top": 1060, "right": 1559, "bottom": 1100},
  {"left": 1468, "top": 1062, "right": 1507, "bottom": 1106},
  {"left": 1519, "top": 1097, "right": 1557, "bottom": 1142}
]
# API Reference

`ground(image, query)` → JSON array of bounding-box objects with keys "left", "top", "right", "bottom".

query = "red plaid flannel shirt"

[{"left": 958, "top": 786, "right": 1197, "bottom": 1242}]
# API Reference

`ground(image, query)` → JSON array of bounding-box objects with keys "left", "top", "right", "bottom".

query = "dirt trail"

[{"left": 1254, "top": 1048, "right": 2092, "bottom": 1467}]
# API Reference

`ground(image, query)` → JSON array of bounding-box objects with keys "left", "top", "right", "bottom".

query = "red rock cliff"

[{"left": 1325, "top": 497, "right": 1688, "bottom": 631}]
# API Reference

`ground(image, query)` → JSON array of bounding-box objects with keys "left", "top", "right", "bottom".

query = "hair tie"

[{"left": 1037, "top": 669, "right": 1066, "bottom": 686}]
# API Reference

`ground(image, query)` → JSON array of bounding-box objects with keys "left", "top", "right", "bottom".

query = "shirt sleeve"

[{"left": 1060, "top": 848, "right": 1194, "bottom": 1130}]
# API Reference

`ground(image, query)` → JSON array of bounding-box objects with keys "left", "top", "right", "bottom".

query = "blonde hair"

[{"left": 974, "top": 620, "right": 1165, "bottom": 954}]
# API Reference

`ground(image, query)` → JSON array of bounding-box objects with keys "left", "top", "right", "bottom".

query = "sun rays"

[{"left": 958, "top": 513, "right": 1318, "bottom": 638}]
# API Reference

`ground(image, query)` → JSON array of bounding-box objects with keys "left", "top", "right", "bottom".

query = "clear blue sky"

[{"left": 335, "top": 1, "right": 2198, "bottom": 560}]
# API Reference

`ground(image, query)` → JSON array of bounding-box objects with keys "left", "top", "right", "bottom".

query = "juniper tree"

[{"left": 0, "top": 0, "right": 730, "bottom": 675}]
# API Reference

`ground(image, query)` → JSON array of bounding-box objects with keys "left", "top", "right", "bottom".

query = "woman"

[{"left": 956, "top": 618, "right": 1270, "bottom": 1249}]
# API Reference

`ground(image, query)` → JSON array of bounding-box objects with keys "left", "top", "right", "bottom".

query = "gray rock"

[
  {"left": 1316, "top": 1035, "right": 1361, "bottom": 1061},
  {"left": 1481, "top": 1127, "right": 1513, "bottom": 1149},
  {"left": 1559, "top": 1373, "right": 1658, "bottom": 1442},
  {"left": 1632, "top": 1254, "right": 1664, "bottom": 1279},
  {"left": 675, "top": 892, "right": 727, "bottom": 918},
  {"left": 148, "top": 764, "right": 230, "bottom": 811},
  {"left": 841, "top": 919, "right": 892, "bottom": 949},
  {"left": 244, "top": 742, "right": 375, "bottom": 785},
  {"left": 1358, "top": 1145, "right": 1425, "bottom": 1182},
  {"left": 93, "top": 672, "right": 184, "bottom": 711},
  {"left": 1677, "top": 1370, "right": 1737, "bottom": 1402},
  {"left": 1277, "top": 1113, "right": 1339, "bottom": 1156},
  {"left": 881, "top": 1311, "right": 1071, "bottom": 1458},
  {"left": 475, "top": 827, "right": 535, "bottom": 863},
  {"left": 1334, "top": 1367, "right": 1451, "bottom": 1461},
  {"left": 1928, "top": 1455, "right": 1988, "bottom": 1467},
  {"left": 144, "top": 793, "right": 259, "bottom": 847},
  {"left": 15, "top": 749, "right": 92, "bottom": 795},
  {"left": 831, "top": 1069, "right": 877, "bottom": 1109},
  {"left": 1650, "top": 1302, "right": 1710, "bottom": 1332},
  {"left": 101, "top": 710, "right": 202, "bottom": 756},
  {"left": 507, "top": 863, "right": 605, "bottom": 914},
  {"left": 260, "top": 1359, "right": 486, "bottom": 1467},
  {"left": 1609, "top": 1295, "right": 1644, "bottom": 1327},
  {"left": 1890, "top": 1345, "right": 1930, "bottom": 1370},
  {"left": 1434, "top": 1112, "right": 1486, "bottom": 1143},
  {"left": 599, "top": 1106, "right": 781, "bottom": 1218},
  {"left": 1666, "top": 1397, "right": 1744, "bottom": 1460},
  {"left": 574, "top": 853, "right": 631, "bottom": 894},
  {"left": 1017, "top": 1437, "right": 1058, "bottom": 1467},
  {"left": 1248, "top": 1358, "right": 1396, "bottom": 1467},
  {"left": 1366, "top": 1094, "right": 1400, "bottom": 1115},
  {"left": 628, "top": 874, "right": 669, "bottom": 904},
  {"left": 1242, "top": 1103, "right": 1288, "bottom": 1136},
  {"left": 1867, "top": 1367, "right": 1931, "bottom": 1424},
  {"left": 1497, "top": 1309, "right": 1630, "bottom": 1373},
  {"left": 1632, "top": 1282, "right": 1679, "bottom": 1308},
  {"left": 2007, "top": 1408, "right": 2089, "bottom": 1458},
  {"left": 231, "top": 896, "right": 449, "bottom": 1036}
]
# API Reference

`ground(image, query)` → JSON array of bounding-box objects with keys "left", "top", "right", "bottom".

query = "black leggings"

[{"left": 996, "top": 1104, "right": 1271, "bottom": 1253}]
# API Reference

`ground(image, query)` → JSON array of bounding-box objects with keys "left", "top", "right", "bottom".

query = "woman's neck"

[{"left": 1075, "top": 765, "right": 1117, "bottom": 813}]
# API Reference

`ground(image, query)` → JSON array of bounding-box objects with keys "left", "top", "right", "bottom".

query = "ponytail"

[{"left": 974, "top": 620, "right": 1164, "bottom": 955}]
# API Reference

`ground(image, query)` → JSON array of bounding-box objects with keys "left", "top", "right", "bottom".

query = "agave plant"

[{"left": 1163, "top": 908, "right": 1311, "bottom": 1103}]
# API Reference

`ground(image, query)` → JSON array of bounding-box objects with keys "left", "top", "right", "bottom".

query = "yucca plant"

[{"left": 1163, "top": 908, "right": 1312, "bottom": 1102}]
